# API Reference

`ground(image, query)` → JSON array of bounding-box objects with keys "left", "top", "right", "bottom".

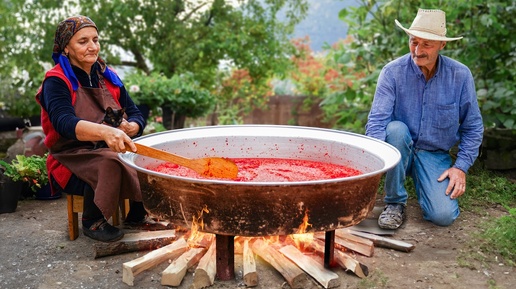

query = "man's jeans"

[{"left": 383, "top": 121, "right": 459, "bottom": 226}]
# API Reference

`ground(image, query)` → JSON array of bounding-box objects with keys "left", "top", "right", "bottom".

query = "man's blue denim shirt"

[{"left": 366, "top": 53, "right": 484, "bottom": 173}]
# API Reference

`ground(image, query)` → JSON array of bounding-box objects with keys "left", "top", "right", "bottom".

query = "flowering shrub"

[{"left": 0, "top": 153, "right": 48, "bottom": 192}]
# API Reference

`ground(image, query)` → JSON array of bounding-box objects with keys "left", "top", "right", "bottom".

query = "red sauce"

[{"left": 151, "top": 158, "right": 362, "bottom": 182}]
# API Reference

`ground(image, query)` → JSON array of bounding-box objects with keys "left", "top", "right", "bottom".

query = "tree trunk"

[{"left": 162, "top": 105, "right": 186, "bottom": 130}]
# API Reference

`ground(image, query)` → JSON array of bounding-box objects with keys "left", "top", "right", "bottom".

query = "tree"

[{"left": 0, "top": 0, "right": 308, "bottom": 128}]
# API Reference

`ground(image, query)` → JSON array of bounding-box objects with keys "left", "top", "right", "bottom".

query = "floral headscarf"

[
  {"left": 51, "top": 16, "right": 122, "bottom": 90},
  {"left": 52, "top": 16, "right": 97, "bottom": 64}
]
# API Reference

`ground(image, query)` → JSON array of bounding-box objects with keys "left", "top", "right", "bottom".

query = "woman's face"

[
  {"left": 64, "top": 27, "right": 100, "bottom": 71},
  {"left": 409, "top": 36, "right": 445, "bottom": 72}
]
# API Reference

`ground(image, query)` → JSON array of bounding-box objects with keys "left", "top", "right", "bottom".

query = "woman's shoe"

[
  {"left": 83, "top": 219, "right": 124, "bottom": 242},
  {"left": 123, "top": 215, "right": 172, "bottom": 231}
]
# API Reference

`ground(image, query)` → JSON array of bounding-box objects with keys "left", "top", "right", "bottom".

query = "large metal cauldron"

[{"left": 119, "top": 125, "right": 400, "bottom": 237}]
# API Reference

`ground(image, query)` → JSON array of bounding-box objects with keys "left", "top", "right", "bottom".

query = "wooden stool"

[{"left": 67, "top": 194, "right": 130, "bottom": 240}]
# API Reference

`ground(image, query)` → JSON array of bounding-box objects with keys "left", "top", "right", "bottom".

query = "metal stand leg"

[
  {"left": 324, "top": 230, "right": 335, "bottom": 268},
  {"left": 215, "top": 234, "right": 235, "bottom": 280}
]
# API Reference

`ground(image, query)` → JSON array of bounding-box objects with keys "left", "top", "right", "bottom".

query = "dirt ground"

[{"left": 0, "top": 194, "right": 514, "bottom": 289}]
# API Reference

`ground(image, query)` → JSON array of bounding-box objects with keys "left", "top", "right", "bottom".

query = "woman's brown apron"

[{"left": 50, "top": 75, "right": 142, "bottom": 219}]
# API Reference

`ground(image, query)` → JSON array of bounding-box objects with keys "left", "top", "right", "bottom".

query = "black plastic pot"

[{"left": 0, "top": 179, "right": 22, "bottom": 214}]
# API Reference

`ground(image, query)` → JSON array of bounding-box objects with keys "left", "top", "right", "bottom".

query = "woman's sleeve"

[{"left": 40, "top": 77, "right": 81, "bottom": 140}]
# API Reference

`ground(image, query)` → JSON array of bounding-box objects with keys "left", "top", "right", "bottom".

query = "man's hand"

[{"left": 437, "top": 167, "right": 466, "bottom": 199}]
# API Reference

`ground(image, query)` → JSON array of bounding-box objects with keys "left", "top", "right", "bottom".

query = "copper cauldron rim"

[{"left": 119, "top": 124, "right": 400, "bottom": 185}]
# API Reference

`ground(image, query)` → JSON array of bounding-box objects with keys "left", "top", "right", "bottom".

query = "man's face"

[{"left": 409, "top": 36, "right": 445, "bottom": 71}]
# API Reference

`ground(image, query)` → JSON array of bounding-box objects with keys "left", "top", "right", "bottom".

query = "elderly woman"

[{"left": 36, "top": 16, "right": 148, "bottom": 242}]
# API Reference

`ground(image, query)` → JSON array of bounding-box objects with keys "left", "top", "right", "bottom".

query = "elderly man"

[{"left": 366, "top": 9, "right": 484, "bottom": 229}]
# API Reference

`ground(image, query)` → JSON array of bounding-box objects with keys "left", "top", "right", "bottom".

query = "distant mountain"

[{"left": 289, "top": 0, "right": 357, "bottom": 51}]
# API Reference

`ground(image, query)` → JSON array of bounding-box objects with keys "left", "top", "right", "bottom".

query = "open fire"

[
  {"left": 115, "top": 208, "right": 415, "bottom": 288},
  {"left": 120, "top": 228, "right": 375, "bottom": 288}
]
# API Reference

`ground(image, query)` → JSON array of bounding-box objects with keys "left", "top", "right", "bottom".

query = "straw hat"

[{"left": 395, "top": 9, "right": 463, "bottom": 41}]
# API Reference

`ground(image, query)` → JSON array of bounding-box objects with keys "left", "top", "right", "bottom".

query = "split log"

[
  {"left": 308, "top": 238, "right": 368, "bottom": 278},
  {"left": 315, "top": 231, "right": 374, "bottom": 257},
  {"left": 161, "top": 247, "right": 206, "bottom": 287},
  {"left": 348, "top": 230, "right": 415, "bottom": 252},
  {"left": 93, "top": 229, "right": 177, "bottom": 258},
  {"left": 190, "top": 239, "right": 217, "bottom": 289},
  {"left": 279, "top": 245, "right": 340, "bottom": 289},
  {"left": 187, "top": 232, "right": 214, "bottom": 249},
  {"left": 243, "top": 239, "right": 258, "bottom": 287},
  {"left": 251, "top": 239, "right": 311, "bottom": 289},
  {"left": 122, "top": 238, "right": 187, "bottom": 286}
]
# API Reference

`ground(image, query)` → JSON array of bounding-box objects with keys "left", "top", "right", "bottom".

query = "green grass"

[
  {"left": 478, "top": 208, "right": 516, "bottom": 265},
  {"left": 461, "top": 164, "right": 516, "bottom": 211}
]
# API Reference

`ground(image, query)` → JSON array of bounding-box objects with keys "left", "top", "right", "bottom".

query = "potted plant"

[{"left": 0, "top": 153, "right": 59, "bottom": 200}]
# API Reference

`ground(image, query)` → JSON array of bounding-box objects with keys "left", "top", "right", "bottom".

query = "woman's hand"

[
  {"left": 75, "top": 120, "right": 137, "bottom": 153},
  {"left": 118, "top": 119, "right": 140, "bottom": 137},
  {"left": 102, "top": 126, "right": 136, "bottom": 153}
]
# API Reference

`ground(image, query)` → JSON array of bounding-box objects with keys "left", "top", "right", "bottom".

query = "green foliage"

[
  {"left": 0, "top": 153, "right": 49, "bottom": 192},
  {"left": 124, "top": 72, "right": 215, "bottom": 119},
  {"left": 213, "top": 68, "right": 273, "bottom": 125},
  {"left": 479, "top": 208, "right": 516, "bottom": 265}
]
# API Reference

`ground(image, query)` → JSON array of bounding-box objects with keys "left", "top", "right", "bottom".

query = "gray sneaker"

[{"left": 378, "top": 203, "right": 406, "bottom": 229}]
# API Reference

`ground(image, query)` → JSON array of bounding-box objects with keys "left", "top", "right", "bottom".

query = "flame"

[
  {"left": 296, "top": 209, "right": 312, "bottom": 234},
  {"left": 290, "top": 209, "right": 314, "bottom": 250},
  {"left": 187, "top": 205, "right": 210, "bottom": 244}
]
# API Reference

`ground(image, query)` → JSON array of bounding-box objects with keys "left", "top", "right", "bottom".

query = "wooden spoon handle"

[{"left": 134, "top": 143, "right": 192, "bottom": 168}]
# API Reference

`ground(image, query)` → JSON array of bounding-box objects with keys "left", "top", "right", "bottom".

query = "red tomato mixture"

[{"left": 151, "top": 158, "right": 362, "bottom": 182}]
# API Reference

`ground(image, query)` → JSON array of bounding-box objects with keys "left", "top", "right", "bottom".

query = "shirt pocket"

[{"left": 431, "top": 103, "right": 459, "bottom": 130}]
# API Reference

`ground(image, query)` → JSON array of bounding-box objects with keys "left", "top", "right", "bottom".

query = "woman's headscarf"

[
  {"left": 51, "top": 15, "right": 122, "bottom": 90},
  {"left": 52, "top": 16, "right": 97, "bottom": 64}
]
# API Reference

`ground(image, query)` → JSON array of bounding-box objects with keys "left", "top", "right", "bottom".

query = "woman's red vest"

[{"left": 35, "top": 63, "right": 121, "bottom": 191}]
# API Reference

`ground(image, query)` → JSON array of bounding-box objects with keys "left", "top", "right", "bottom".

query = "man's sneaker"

[{"left": 378, "top": 203, "right": 406, "bottom": 229}]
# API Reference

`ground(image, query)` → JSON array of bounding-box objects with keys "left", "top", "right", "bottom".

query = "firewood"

[
  {"left": 122, "top": 238, "right": 187, "bottom": 286},
  {"left": 279, "top": 245, "right": 340, "bottom": 289},
  {"left": 308, "top": 238, "right": 368, "bottom": 278},
  {"left": 93, "top": 229, "right": 177, "bottom": 258},
  {"left": 243, "top": 239, "right": 258, "bottom": 287},
  {"left": 251, "top": 239, "right": 311, "bottom": 289},
  {"left": 188, "top": 232, "right": 214, "bottom": 248},
  {"left": 190, "top": 239, "right": 216, "bottom": 289},
  {"left": 347, "top": 230, "right": 415, "bottom": 252},
  {"left": 315, "top": 231, "right": 374, "bottom": 257},
  {"left": 161, "top": 247, "right": 206, "bottom": 287}
]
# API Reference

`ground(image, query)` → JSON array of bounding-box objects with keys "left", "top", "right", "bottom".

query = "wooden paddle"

[{"left": 134, "top": 143, "right": 238, "bottom": 180}]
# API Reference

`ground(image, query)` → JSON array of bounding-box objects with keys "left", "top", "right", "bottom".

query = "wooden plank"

[
  {"left": 243, "top": 239, "right": 258, "bottom": 287},
  {"left": 335, "top": 229, "right": 374, "bottom": 248},
  {"left": 279, "top": 245, "right": 340, "bottom": 289},
  {"left": 308, "top": 238, "right": 368, "bottom": 278},
  {"left": 190, "top": 239, "right": 217, "bottom": 289},
  {"left": 251, "top": 239, "right": 311, "bottom": 289},
  {"left": 122, "top": 238, "right": 187, "bottom": 286},
  {"left": 93, "top": 230, "right": 177, "bottom": 258},
  {"left": 161, "top": 247, "right": 206, "bottom": 287},
  {"left": 347, "top": 230, "right": 415, "bottom": 252},
  {"left": 315, "top": 231, "right": 374, "bottom": 257}
]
